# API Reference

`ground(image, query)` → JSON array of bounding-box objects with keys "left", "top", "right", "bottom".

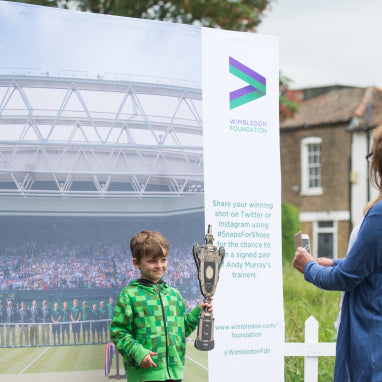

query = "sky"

[
  {"left": 0, "top": 1, "right": 201, "bottom": 87},
  {"left": 258, "top": 0, "right": 382, "bottom": 90},
  {"left": 2, "top": 0, "right": 382, "bottom": 92}
]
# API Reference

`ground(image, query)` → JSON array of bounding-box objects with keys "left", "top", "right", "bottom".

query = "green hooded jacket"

[{"left": 110, "top": 279, "right": 201, "bottom": 382}]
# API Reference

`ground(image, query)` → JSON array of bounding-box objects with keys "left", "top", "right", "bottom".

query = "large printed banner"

[
  {"left": 202, "top": 29, "right": 284, "bottom": 380},
  {"left": 0, "top": 2, "right": 283, "bottom": 380}
]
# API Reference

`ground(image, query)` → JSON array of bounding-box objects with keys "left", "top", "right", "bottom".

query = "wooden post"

[
  {"left": 284, "top": 316, "right": 336, "bottom": 382},
  {"left": 304, "top": 316, "right": 319, "bottom": 382}
]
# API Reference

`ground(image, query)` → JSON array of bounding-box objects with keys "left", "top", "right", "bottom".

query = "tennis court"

[{"left": 0, "top": 341, "right": 208, "bottom": 381}]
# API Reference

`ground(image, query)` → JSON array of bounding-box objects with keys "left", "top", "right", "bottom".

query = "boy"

[{"left": 110, "top": 230, "right": 211, "bottom": 382}]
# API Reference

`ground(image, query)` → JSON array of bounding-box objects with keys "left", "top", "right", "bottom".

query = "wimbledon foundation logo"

[{"left": 229, "top": 56, "right": 266, "bottom": 109}]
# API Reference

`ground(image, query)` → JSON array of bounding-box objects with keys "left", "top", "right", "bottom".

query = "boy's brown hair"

[{"left": 130, "top": 230, "right": 170, "bottom": 263}]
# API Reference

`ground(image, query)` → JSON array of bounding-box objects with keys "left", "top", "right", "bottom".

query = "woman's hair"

[{"left": 364, "top": 124, "right": 382, "bottom": 214}]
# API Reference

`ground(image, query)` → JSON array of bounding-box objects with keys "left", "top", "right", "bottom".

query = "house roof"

[{"left": 281, "top": 86, "right": 382, "bottom": 130}]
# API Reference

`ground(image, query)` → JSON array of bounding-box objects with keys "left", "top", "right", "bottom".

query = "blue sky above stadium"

[{"left": 0, "top": 2, "right": 201, "bottom": 87}]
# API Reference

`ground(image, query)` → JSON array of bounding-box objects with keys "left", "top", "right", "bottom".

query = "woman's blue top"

[{"left": 304, "top": 200, "right": 382, "bottom": 382}]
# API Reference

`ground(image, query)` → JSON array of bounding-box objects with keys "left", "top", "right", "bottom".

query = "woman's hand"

[
  {"left": 315, "top": 257, "right": 334, "bottom": 266},
  {"left": 293, "top": 247, "right": 314, "bottom": 274}
]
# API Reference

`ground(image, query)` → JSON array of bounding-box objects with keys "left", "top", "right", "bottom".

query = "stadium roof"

[{"left": 0, "top": 75, "right": 204, "bottom": 198}]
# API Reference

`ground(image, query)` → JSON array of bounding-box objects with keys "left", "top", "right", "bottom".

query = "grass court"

[{"left": 0, "top": 341, "right": 208, "bottom": 381}]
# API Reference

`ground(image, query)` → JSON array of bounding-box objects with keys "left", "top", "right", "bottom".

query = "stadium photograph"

[{"left": 0, "top": 2, "right": 208, "bottom": 380}]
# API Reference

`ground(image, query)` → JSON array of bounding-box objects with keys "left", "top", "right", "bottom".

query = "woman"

[{"left": 293, "top": 124, "right": 382, "bottom": 381}]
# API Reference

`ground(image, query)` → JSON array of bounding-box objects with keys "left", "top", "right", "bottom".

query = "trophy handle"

[
  {"left": 218, "top": 247, "right": 225, "bottom": 270},
  {"left": 193, "top": 243, "right": 200, "bottom": 272}
]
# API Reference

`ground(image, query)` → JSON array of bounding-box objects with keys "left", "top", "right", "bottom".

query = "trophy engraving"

[{"left": 193, "top": 224, "right": 225, "bottom": 351}]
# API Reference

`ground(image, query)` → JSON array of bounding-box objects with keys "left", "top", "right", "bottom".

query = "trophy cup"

[{"left": 193, "top": 224, "right": 225, "bottom": 351}]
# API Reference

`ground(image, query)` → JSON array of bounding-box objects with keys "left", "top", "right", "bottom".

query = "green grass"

[
  {"left": 0, "top": 343, "right": 207, "bottom": 381},
  {"left": 0, "top": 347, "right": 44, "bottom": 374},
  {"left": 0, "top": 345, "right": 105, "bottom": 374},
  {"left": 185, "top": 341, "right": 208, "bottom": 382},
  {"left": 0, "top": 264, "right": 340, "bottom": 380},
  {"left": 27, "top": 345, "right": 105, "bottom": 373},
  {"left": 283, "top": 262, "right": 340, "bottom": 381}
]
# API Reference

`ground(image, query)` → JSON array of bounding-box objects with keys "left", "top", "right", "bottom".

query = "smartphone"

[{"left": 294, "top": 231, "right": 311, "bottom": 254}]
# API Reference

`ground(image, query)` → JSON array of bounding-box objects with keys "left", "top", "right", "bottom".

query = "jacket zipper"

[{"left": 157, "top": 284, "right": 172, "bottom": 380}]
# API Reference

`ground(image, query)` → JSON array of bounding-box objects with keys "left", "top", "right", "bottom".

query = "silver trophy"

[{"left": 193, "top": 224, "right": 225, "bottom": 351}]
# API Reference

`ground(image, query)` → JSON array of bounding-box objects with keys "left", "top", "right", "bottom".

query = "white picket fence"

[{"left": 284, "top": 315, "right": 336, "bottom": 382}]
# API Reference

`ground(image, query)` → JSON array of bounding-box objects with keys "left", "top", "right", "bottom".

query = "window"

[
  {"left": 301, "top": 137, "right": 322, "bottom": 195},
  {"left": 313, "top": 220, "right": 337, "bottom": 259}
]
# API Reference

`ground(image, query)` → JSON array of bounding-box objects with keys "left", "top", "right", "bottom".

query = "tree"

[
  {"left": 20, "top": 0, "right": 273, "bottom": 32},
  {"left": 10, "top": 0, "right": 297, "bottom": 120},
  {"left": 281, "top": 202, "right": 301, "bottom": 264},
  {"left": 279, "top": 73, "right": 299, "bottom": 122}
]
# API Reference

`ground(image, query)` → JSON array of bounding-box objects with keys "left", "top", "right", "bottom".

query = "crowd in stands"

[
  {"left": 0, "top": 217, "right": 204, "bottom": 305},
  {"left": 1, "top": 242, "right": 134, "bottom": 290},
  {"left": 0, "top": 241, "right": 200, "bottom": 294}
]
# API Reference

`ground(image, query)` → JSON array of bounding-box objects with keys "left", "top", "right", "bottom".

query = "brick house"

[{"left": 280, "top": 86, "right": 382, "bottom": 259}]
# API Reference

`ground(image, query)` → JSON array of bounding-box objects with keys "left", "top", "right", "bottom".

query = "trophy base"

[
  {"left": 194, "top": 311, "right": 214, "bottom": 351},
  {"left": 195, "top": 338, "right": 214, "bottom": 351}
]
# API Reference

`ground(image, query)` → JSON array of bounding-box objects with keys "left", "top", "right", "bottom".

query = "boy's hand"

[
  {"left": 315, "top": 257, "right": 334, "bottom": 266},
  {"left": 140, "top": 352, "right": 157, "bottom": 368},
  {"left": 198, "top": 300, "right": 213, "bottom": 312},
  {"left": 293, "top": 247, "right": 314, "bottom": 274}
]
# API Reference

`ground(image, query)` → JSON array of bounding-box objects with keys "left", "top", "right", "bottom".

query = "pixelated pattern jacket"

[{"left": 110, "top": 279, "right": 201, "bottom": 382}]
